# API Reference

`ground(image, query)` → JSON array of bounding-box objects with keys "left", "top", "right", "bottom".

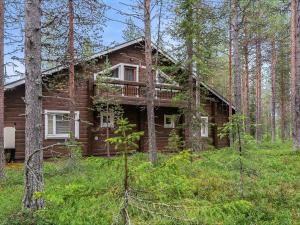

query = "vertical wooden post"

[{"left": 87, "top": 76, "right": 94, "bottom": 156}]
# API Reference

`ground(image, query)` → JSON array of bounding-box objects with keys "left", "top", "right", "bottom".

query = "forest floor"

[{"left": 0, "top": 142, "right": 299, "bottom": 225}]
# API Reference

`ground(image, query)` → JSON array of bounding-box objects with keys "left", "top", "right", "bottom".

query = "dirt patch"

[{"left": 6, "top": 163, "right": 23, "bottom": 171}]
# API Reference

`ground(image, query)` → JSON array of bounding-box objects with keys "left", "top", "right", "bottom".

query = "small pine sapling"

[
  {"left": 106, "top": 118, "right": 143, "bottom": 224},
  {"left": 166, "top": 129, "right": 184, "bottom": 152},
  {"left": 219, "top": 114, "right": 247, "bottom": 199}
]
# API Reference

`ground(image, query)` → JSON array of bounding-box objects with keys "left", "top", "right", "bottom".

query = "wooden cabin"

[{"left": 4, "top": 38, "right": 232, "bottom": 160}]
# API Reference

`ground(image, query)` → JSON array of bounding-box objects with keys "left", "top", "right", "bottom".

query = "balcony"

[{"left": 94, "top": 79, "right": 184, "bottom": 107}]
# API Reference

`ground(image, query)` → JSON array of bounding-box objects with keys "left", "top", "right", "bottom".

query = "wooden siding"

[
  {"left": 4, "top": 43, "right": 230, "bottom": 160},
  {"left": 4, "top": 79, "right": 92, "bottom": 160}
]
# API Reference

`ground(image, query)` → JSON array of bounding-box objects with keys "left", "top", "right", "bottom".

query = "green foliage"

[
  {"left": 64, "top": 136, "right": 83, "bottom": 169},
  {"left": 166, "top": 129, "right": 184, "bottom": 151},
  {"left": 0, "top": 143, "right": 300, "bottom": 224},
  {"left": 106, "top": 118, "right": 144, "bottom": 153},
  {"left": 122, "top": 17, "right": 142, "bottom": 41},
  {"left": 220, "top": 114, "right": 256, "bottom": 150}
]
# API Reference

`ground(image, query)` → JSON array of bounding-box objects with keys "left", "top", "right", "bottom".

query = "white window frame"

[
  {"left": 201, "top": 116, "right": 209, "bottom": 137},
  {"left": 164, "top": 114, "right": 175, "bottom": 128},
  {"left": 100, "top": 112, "right": 115, "bottom": 128},
  {"left": 155, "top": 70, "right": 178, "bottom": 86},
  {"left": 94, "top": 63, "right": 139, "bottom": 82},
  {"left": 45, "top": 110, "right": 80, "bottom": 139}
]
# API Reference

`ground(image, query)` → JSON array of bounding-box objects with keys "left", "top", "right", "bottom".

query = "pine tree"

[
  {"left": 23, "top": 0, "right": 44, "bottom": 210},
  {"left": 144, "top": 0, "right": 157, "bottom": 164},
  {"left": 0, "top": 0, "right": 5, "bottom": 179},
  {"left": 291, "top": 0, "right": 300, "bottom": 151}
]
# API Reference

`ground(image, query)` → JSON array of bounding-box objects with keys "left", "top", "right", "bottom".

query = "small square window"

[
  {"left": 164, "top": 115, "right": 175, "bottom": 128},
  {"left": 45, "top": 110, "right": 80, "bottom": 139},
  {"left": 101, "top": 112, "right": 114, "bottom": 128}
]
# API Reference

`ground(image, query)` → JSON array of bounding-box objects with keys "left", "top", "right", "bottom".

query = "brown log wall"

[{"left": 4, "top": 43, "right": 230, "bottom": 160}]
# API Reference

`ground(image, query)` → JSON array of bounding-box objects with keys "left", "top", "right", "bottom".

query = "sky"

[{"left": 5, "top": 0, "right": 153, "bottom": 83}]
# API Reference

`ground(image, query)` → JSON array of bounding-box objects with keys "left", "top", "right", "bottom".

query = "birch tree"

[
  {"left": 23, "top": 0, "right": 44, "bottom": 210},
  {"left": 144, "top": 0, "right": 157, "bottom": 164}
]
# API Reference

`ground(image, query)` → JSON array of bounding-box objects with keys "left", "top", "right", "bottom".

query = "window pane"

[
  {"left": 157, "top": 73, "right": 168, "bottom": 83},
  {"left": 124, "top": 67, "right": 135, "bottom": 81},
  {"left": 47, "top": 114, "right": 54, "bottom": 134},
  {"left": 56, "top": 113, "right": 70, "bottom": 134},
  {"left": 112, "top": 68, "right": 119, "bottom": 78},
  {"left": 166, "top": 117, "right": 172, "bottom": 125},
  {"left": 102, "top": 115, "right": 108, "bottom": 123},
  {"left": 201, "top": 117, "right": 208, "bottom": 137}
]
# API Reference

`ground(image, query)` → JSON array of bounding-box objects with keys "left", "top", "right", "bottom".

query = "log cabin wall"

[
  {"left": 4, "top": 86, "right": 26, "bottom": 160},
  {"left": 4, "top": 42, "right": 231, "bottom": 160},
  {"left": 42, "top": 79, "right": 91, "bottom": 158},
  {"left": 4, "top": 79, "right": 92, "bottom": 160}
]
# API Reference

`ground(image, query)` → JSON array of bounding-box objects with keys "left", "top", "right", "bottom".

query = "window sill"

[{"left": 45, "top": 135, "right": 79, "bottom": 140}]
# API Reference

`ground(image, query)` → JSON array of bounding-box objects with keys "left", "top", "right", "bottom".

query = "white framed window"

[
  {"left": 45, "top": 110, "right": 80, "bottom": 139},
  {"left": 164, "top": 114, "right": 175, "bottom": 128},
  {"left": 100, "top": 112, "right": 114, "bottom": 128},
  {"left": 201, "top": 116, "right": 209, "bottom": 137},
  {"left": 94, "top": 63, "right": 139, "bottom": 82}
]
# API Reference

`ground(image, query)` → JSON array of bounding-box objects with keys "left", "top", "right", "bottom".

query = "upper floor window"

[
  {"left": 156, "top": 70, "right": 178, "bottom": 86},
  {"left": 112, "top": 68, "right": 120, "bottom": 79},
  {"left": 124, "top": 66, "right": 136, "bottom": 81},
  {"left": 45, "top": 110, "right": 80, "bottom": 139},
  {"left": 95, "top": 63, "right": 139, "bottom": 82}
]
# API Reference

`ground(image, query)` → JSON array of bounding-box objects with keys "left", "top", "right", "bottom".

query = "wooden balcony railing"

[{"left": 94, "top": 79, "right": 182, "bottom": 101}]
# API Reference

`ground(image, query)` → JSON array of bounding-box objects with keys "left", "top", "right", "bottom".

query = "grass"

[{"left": 0, "top": 142, "right": 299, "bottom": 225}]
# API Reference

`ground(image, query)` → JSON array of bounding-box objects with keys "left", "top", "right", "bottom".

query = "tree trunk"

[
  {"left": 68, "top": 0, "right": 76, "bottom": 139},
  {"left": 271, "top": 39, "right": 277, "bottom": 143},
  {"left": 195, "top": 1, "right": 202, "bottom": 150},
  {"left": 184, "top": 2, "right": 194, "bottom": 150},
  {"left": 291, "top": 0, "right": 300, "bottom": 151},
  {"left": 232, "top": 0, "right": 241, "bottom": 113},
  {"left": 23, "top": 0, "right": 44, "bottom": 210},
  {"left": 243, "top": 26, "right": 250, "bottom": 134},
  {"left": 144, "top": 0, "right": 157, "bottom": 164},
  {"left": 255, "top": 40, "right": 262, "bottom": 144},
  {"left": 0, "top": 0, "right": 5, "bottom": 179},
  {"left": 106, "top": 102, "right": 110, "bottom": 157},
  {"left": 280, "top": 68, "right": 289, "bottom": 141},
  {"left": 228, "top": 0, "right": 233, "bottom": 146}
]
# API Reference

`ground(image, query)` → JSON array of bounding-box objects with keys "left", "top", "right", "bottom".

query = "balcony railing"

[{"left": 94, "top": 79, "right": 182, "bottom": 101}]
